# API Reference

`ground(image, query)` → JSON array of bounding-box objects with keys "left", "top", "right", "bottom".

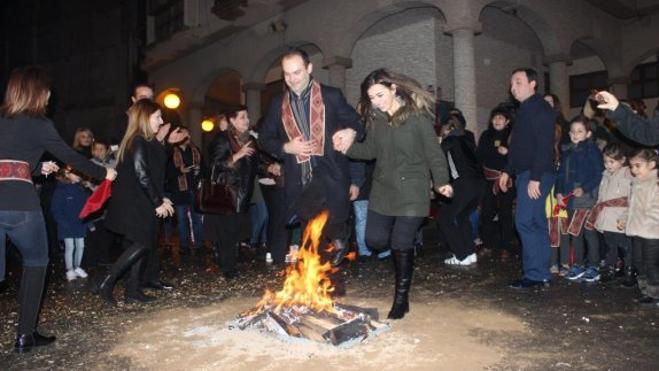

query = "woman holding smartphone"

[{"left": 204, "top": 106, "right": 261, "bottom": 279}]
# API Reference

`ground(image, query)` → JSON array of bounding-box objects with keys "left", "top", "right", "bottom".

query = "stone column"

[
  {"left": 187, "top": 102, "right": 204, "bottom": 147},
  {"left": 450, "top": 28, "right": 478, "bottom": 134},
  {"left": 608, "top": 76, "right": 629, "bottom": 99},
  {"left": 545, "top": 55, "right": 571, "bottom": 117},
  {"left": 323, "top": 56, "right": 352, "bottom": 92},
  {"left": 243, "top": 82, "right": 266, "bottom": 122}
]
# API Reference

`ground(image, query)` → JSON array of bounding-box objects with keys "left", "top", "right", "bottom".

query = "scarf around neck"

[{"left": 281, "top": 80, "right": 325, "bottom": 164}]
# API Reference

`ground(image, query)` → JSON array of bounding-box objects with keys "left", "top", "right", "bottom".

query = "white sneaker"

[
  {"left": 74, "top": 267, "right": 88, "bottom": 278},
  {"left": 445, "top": 253, "right": 477, "bottom": 266},
  {"left": 66, "top": 270, "right": 77, "bottom": 281}
]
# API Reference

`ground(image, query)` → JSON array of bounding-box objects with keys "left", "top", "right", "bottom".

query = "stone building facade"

[{"left": 145, "top": 1, "right": 659, "bottom": 143}]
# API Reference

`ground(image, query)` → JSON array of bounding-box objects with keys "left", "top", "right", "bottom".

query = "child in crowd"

[
  {"left": 591, "top": 143, "right": 633, "bottom": 282},
  {"left": 91, "top": 140, "right": 117, "bottom": 168},
  {"left": 622, "top": 149, "right": 659, "bottom": 304},
  {"left": 51, "top": 167, "right": 91, "bottom": 281},
  {"left": 476, "top": 107, "right": 515, "bottom": 262},
  {"left": 555, "top": 116, "right": 604, "bottom": 282}
]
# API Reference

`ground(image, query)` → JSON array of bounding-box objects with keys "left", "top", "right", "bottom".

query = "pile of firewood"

[{"left": 230, "top": 302, "right": 390, "bottom": 347}]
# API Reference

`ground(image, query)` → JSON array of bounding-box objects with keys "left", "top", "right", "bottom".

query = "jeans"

[
  {"left": 63, "top": 237, "right": 85, "bottom": 270},
  {"left": 175, "top": 204, "right": 203, "bottom": 249},
  {"left": 514, "top": 171, "right": 555, "bottom": 281},
  {"left": 353, "top": 201, "right": 391, "bottom": 258},
  {"left": 0, "top": 210, "right": 49, "bottom": 280},
  {"left": 249, "top": 201, "right": 268, "bottom": 246},
  {"left": 365, "top": 209, "right": 424, "bottom": 252}
]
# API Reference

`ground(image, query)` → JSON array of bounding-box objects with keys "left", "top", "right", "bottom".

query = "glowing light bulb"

[
  {"left": 201, "top": 119, "right": 215, "bottom": 132},
  {"left": 163, "top": 93, "right": 181, "bottom": 109}
]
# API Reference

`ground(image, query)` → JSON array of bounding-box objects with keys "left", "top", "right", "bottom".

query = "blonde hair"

[
  {"left": 0, "top": 66, "right": 51, "bottom": 118},
  {"left": 116, "top": 99, "right": 161, "bottom": 162},
  {"left": 72, "top": 127, "right": 94, "bottom": 150}
]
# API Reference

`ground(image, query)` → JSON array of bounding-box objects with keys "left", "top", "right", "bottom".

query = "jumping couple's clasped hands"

[{"left": 330, "top": 128, "right": 454, "bottom": 198}]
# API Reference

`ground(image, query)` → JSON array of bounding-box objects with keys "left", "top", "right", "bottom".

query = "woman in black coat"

[
  {"left": 98, "top": 99, "right": 185, "bottom": 304},
  {"left": 476, "top": 108, "right": 515, "bottom": 260},
  {"left": 204, "top": 106, "right": 260, "bottom": 279}
]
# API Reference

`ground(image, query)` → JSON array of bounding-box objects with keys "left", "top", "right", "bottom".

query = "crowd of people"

[{"left": 1, "top": 50, "right": 658, "bottom": 353}]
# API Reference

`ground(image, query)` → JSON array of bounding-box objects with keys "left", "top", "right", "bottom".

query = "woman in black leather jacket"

[
  {"left": 97, "top": 99, "right": 185, "bottom": 304},
  {"left": 203, "top": 106, "right": 260, "bottom": 279}
]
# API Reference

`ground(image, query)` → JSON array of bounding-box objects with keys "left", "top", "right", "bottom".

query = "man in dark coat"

[
  {"left": 258, "top": 49, "right": 364, "bottom": 267},
  {"left": 500, "top": 68, "right": 556, "bottom": 289}
]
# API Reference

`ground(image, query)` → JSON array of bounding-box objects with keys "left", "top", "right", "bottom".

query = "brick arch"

[
  {"left": 245, "top": 42, "right": 325, "bottom": 85},
  {"left": 570, "top": 37, "right": 623, "bottom": 77},
  {"left": 623, "top": 47, "right": 659, "bottom": 78},
  {"left": 190, "top": 66, "right": 247, "bottom": 105},
  {"left": 478, "top": 0, "right": 561, "bottom": 55},
  {"left": 342, "top": 0, "right": 447, "bottom": 58}
]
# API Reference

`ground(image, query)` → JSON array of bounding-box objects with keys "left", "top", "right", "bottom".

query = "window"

[
  {"left": 150, "top": 0, "right": 184, "bottom": 42},
  {"left": 569, "top": 71, "right": 608, "bottom": 108},
  {"left": 628, "top": 62, "right": 659, "bottom": 100}
]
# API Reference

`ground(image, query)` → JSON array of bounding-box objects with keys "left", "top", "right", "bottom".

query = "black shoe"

[
  {"left": 125, "top": 290, "right": 157, "bottom": 303},
  {"left": 639, "top": 295, "right": 659, "bottom": 306},
  {"left": 143, "top": 280, "right": 174, "bottom": 290},
  {"left": 509, "top": 278, "right": 550, "bottom": 289},
  {"left": 223, "top": 270, "right": 239, "bottom": 280},
  {"left": 14, "top": 332, "right": 56, "bottom": 353},
  {"left": 387, "top": 250, "right": 413, "bottom": 320},
  {"left": 387, "top": 301, "right": 410, "bottom": 320},
  {"left": 97, "top": 275, "right": 118, "bottom": 306},
  {"left": 331, "top": 239, "right": 351, "bottom": 267}
]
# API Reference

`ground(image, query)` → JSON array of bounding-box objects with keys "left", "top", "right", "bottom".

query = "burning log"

[{"left": 229, "top": 211, "right": 390, "bottom": 347}]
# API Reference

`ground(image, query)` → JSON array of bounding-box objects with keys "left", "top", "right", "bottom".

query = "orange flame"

[{"left": 256, "top": 210, "right": 336, "bottom": 314}]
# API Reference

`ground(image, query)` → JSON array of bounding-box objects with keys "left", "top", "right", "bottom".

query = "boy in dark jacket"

[{"left": 555, "top": 116, "right": 604, "bottom": 281}]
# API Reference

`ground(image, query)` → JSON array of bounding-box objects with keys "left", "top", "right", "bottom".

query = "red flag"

[
  {"left": 79, "top": 179, "right": 112, "bottom": 219},
  {"left": 552, "top": 191, "right": 574, "bottom": 216}
]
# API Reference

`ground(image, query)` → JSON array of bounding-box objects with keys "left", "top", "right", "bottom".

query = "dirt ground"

[
  {"left": 109, "top": 297, "right": 527, "bottom": 371},
  {"left": 2, "top": 226, "right": 659, "bottom": 370}
]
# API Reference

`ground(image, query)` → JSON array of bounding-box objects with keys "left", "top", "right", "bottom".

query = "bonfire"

[{"left": 231, "top": 211, "right": 389, "bottom": 347}]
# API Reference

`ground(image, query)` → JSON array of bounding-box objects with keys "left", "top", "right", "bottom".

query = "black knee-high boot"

[
  {"left": 15, "top": 266, "right": 55, "bottom": 353},
  {"left": 388, "top": 249, "right": 413, "bottom": 320},
  {"left": 96, "top": 244, "right": 148, "bottom": 305},
  {"left": 125, "top": 256, "right": 156, "bottom": 303}
]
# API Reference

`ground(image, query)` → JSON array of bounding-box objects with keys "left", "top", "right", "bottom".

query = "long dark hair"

[{"left": 358, "top": 69, "right": 434, "bottom": 128}]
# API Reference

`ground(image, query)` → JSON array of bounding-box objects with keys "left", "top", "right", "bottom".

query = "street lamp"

[
  {"left": 163, "top": 92, "right": 181, "bottom": 109},
  {"left": 201, "top": 118, "right": 215, "bottom": 132}
]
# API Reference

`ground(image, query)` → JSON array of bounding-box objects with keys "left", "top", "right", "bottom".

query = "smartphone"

[{"left": 590, "top": 89, "right": 606, "bottom": 103}]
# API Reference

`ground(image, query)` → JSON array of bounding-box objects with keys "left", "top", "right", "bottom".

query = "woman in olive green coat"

[{"left": 334, "top": 69, "right": 452, "bottom": 319}]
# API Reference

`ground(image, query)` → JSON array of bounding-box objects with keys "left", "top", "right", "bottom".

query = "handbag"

[{"left": 195, "top": 170, "right": 243, "bottom": 215}]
